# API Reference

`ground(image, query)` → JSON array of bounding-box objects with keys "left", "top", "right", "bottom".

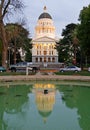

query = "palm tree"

[{"left": 72, "top": 28, "right": 79, "bottom": 65}]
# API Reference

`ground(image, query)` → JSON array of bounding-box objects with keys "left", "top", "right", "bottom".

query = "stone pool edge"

[{"left": 0, "top": 75, "right": 90, "bottom": 82}]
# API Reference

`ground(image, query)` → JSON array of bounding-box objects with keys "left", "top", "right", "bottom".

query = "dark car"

[
  {"left": 9, "top": 62, "right": 33, "bottom": 72},
  {"left": 9, "top": 62, "right": 40, "bottom": 72},
  {"left": 0, "top": 66, "right": 6, "bottom": 72}
]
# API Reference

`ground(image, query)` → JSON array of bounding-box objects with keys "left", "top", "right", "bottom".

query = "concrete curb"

[{"left": 0, "top": 75, "right": 90, "bottom": 82}]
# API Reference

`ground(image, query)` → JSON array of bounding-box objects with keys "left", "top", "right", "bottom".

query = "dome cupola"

[{"left": 38, "top": 6, "right": 52, "bottom": 19}]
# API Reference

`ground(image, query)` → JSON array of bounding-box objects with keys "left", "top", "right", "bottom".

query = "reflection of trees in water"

[
  {"left": 0, "top": 84, "right": 32, "bottom": 130},
  {"left": 56, "top": 85, "right": 90, "bottom": 130},
  {"left": 0, "top": 83, "right": 90, "bottom": 130}
]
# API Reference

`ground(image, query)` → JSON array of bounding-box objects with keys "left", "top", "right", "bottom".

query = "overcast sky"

[{"left": 13, "top": 0, "right": 90, "bottom": 38}]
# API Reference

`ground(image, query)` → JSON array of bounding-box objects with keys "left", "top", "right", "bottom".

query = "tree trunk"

[
  {"left": 0, "top": 20, "right": 8, "bottom": 68},
  {"left": 13, "top": 49, "right": 16, "bottom": 64},
  {"left": 13, "top": 39, "right": 16, "bottom": 64},
  {"left": 74, "top": 46, "right": 77, "bottom": 65}
]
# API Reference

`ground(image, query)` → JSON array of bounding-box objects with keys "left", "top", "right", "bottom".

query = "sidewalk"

[{"left": 0, "top": 72, "right": 90, "bottom": 82}]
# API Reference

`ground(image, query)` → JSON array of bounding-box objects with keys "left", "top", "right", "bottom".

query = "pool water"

[{"left": 0, "top": 82, "right": 90, "bottom": 130}]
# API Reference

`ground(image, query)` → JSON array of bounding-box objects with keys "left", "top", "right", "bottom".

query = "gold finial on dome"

[{"left": 44, "top": 6, "right": 47, "bottom": 12}]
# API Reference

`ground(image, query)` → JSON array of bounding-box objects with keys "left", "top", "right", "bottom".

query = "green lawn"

[
  {"left": 55, "top": 71, "right": 90, "bottom": 76},
  {"left": 0, "top": 71, "right": 36, "bottom": 76},
  {"left": 0, "top": 70, "right": 90, "bottom": 76}
]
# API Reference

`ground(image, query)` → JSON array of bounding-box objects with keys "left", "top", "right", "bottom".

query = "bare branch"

[
  {"left": 11, "top": 0, "right": 24, "bottom": 11},
  {"left": 2, "top": 0, "right": 11, "bottom": 18},
  {"left": 1, "top": 0, "right": 24, "bottom": 19},
  {"left": 17, "top": 18, "right": 26, "bottom": 26}
]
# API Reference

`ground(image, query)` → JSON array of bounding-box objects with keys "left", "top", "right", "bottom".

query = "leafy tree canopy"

[
  {"left": 56, "top": 23, "right": 79, "bottom": 63},
  {"left": 77, "top": 4, "right": 90, "bottom": 55},
  {"left": 62, "top": 23, "right": 77, "bottom": 45},
  {"left": 5, "top": 23, "right": 32, "bottom": 63}
]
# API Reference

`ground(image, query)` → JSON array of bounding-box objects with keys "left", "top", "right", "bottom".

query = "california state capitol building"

[{"left": 32, "top": 6, "right": 59, "bottom": 67}]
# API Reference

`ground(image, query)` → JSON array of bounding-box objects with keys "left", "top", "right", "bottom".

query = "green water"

[{"left": 0, "top": 82, "right": 90, "bottom": 130}]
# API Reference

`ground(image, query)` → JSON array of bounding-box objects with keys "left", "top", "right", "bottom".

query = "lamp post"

[{"left": 8, "top": 47, "right": 11, "bottom": 67}]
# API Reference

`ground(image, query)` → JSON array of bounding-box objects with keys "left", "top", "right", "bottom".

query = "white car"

[
  {"left": 59, "top": 66, "right": 81, "bottom": 72},
  {"left": 88, "top": 67, "right": 90, "bottom": 72}
]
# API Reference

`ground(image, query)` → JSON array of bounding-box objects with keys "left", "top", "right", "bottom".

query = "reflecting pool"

[{"left": 0, "top": 82, "right": 90, "bottom": 130}]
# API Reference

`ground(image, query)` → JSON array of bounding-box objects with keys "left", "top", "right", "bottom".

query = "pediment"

[{"left": 32, "top": 36, "right": 56, "bottom": 42}]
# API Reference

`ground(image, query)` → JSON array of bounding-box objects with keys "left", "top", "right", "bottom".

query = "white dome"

[{"left": 34, "top": 6, "right": 55, "bottom": 39}]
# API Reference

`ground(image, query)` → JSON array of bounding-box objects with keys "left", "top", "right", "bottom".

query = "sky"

[{"left": 11, "top": 0, "right": 90, "bottom": 38}]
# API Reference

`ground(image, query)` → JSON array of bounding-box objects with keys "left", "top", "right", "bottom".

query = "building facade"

[{"left": 32, "top": 6, "right": 58, "bottom": 66}]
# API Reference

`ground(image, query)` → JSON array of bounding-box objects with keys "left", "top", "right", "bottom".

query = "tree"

[
  {"left": 71, "top": 28, "right": 80, "bottom": 65},
  {"left": 5, "top": 23, "right": 32, "bottom": 64},
  {"left": 77, "top": 4, "right": 90, "bottom": 65},
  {"left": 0, "top": 39, "right": 2, "bottom": 65},
  {"left": 56, "top": 23, "right": 78, "bottom": 64},
  {"left": 24, "top": 38, "right": 32, "bottom": 62},
  {"left": 56, "top": 39, "right": 70, "bottom": 63},
  {"left": 0, "top": 0, "right": 23, "bottom": 68},
  {"left": 62, "top": 23, "right": 77, "bottom": 62}
]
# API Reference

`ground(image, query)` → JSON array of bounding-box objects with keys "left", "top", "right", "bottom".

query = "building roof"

[
  {"left": 38, "top": 12, "right": 52, "bottom": 19},
  {"left": 32, "top": 36, "right": 56, "bottom": 42}
]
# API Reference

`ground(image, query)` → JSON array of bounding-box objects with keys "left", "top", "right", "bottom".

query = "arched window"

[
  {"left": 36, "top": 58, "right": 38, "bottom": 62},
  {"left": 48, "top": 57, "right": 51, "bottom": 62},
  {"left": 52, "top": 57, "right": 55, "bottom": 62},
  {"left": 40, "top": 58, "right": 42, "bottom": 62},
  {"left": 44, "top": 57, "right": 46, "bottom": 62},
  {"left": 44, "top": 51, "right": 47, "bottom": 55}
]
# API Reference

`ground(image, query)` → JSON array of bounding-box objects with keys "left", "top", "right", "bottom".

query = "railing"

[{"left": 26, "top": 66, "right": 33, "bottom": 75}]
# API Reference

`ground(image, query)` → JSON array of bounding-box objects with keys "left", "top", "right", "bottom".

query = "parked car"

[
  {"left": 59, "top": 66, "right": 81, "bottom": 72},
  {"left": 9, "top": 62, "right": 33, "bottom": 72},
  {"left": 0, "top": 66, "right": 6, "bottom": 72},
  {"left": 88, "top": 67, "right": 90, "bottom": 72},
  {"left": 9, "top": 62, "right": 40, "bottom": 72}
]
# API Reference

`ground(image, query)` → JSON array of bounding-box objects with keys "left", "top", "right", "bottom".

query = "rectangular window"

[{"left": 44, "top": 51, "right": 47, "bottom": 55}]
